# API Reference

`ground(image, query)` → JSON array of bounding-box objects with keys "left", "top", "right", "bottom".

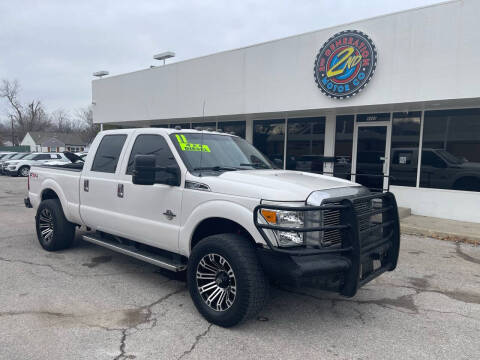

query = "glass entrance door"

[{"left": 353, "top": 123, "right": 391, "bottom": 192}]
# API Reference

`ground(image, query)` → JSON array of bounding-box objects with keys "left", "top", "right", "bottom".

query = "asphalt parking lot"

[{"left": 0, "top": 176, "right": 479, "bottom": 360}]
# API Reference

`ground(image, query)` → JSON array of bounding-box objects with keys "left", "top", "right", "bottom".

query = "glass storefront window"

[
  {"left": 390, "top": 112, "right": 421, "bottom": 187},
  {"left": 334, "top": 115, "right": 354, "bottom": 179},
  {"left": 286, "top": 117, "right": 325, "bottom": 173},
  {"left": 420, "top": 108, "right": 480, "bottom": 192},
  {"left": 218, "top": 121, "right": 246, "bottom": 138},
  {"left": 253, "top": 119, "right": 285, "bottom": 168},
  {"left": 174, "top": 123, "right": 191, "bottom": 129}
]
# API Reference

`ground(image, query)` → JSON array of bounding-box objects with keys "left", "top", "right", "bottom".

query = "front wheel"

[
  {"left": 187, "top": 234, "right": 269, "bottom": 327},
  {"left": 18, "top": 166, "right": 30, "bottom": 177}
]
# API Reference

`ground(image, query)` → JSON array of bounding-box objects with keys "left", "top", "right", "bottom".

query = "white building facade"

[{"left": 92, "top": 0, "right": 480, "bottom": 223}]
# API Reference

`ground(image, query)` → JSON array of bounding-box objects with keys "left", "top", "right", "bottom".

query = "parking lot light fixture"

[
  {"left": 93, "top": 71, "right": 109, "bottom": 78},
  {"left": 153, "top": 51, "right": 175, "bottom": 65}
]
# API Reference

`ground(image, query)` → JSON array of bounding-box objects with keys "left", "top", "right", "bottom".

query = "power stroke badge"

[{"left": 314, "top": 30, "right": 377, "bottom": 99}]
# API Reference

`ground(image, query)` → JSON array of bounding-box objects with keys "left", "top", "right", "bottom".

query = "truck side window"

[
  {"left": 392, "top": 151, "right": 413, "bottom": 165},
  {"left": 91, "top": 134, "right": 127, "bottom": 173},
  {"left": 35, "top": 154, "right": 51, "bottom": 160},
  {"left": 126, "top": 134, "right": 178, "bottom": 180}
]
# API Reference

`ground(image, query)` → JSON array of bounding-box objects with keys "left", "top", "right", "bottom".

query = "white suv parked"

[{"left": 5, "top": 152, "right": 69, "bottom": 177}]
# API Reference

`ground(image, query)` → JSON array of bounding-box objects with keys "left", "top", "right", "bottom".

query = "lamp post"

[
  {"left": 9, "top": 114, "right": 14, "bottom": 146},
  {"left": 92, "top": 71, "right": 109, "bottom": 131}
]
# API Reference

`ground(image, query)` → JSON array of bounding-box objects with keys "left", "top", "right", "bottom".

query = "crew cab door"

[
  {"left": 79, "top": 132, "right": 130, "bottom": 234},
  {"left": 113, "top": 133, "right": 183, "bottom": 253}
]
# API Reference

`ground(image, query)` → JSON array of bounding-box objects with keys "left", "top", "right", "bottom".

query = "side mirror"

[{"left": 132, "top": 155, "right": 181, "bottom": 186}]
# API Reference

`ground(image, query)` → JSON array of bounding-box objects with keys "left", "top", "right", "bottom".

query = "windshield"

[
  {"left": 170, "top": 133, "right": 273, "bottom": 174},
  {"left": 2, "top": 153, "right": 17, "bottom": 160},
  {"left": 10, "top": 153, "right": 29, "bottom": 160},
  {"left": 436, "top": 149, "right": 463, "bottom": 164},
  {"left": 23, "top": 153, "right": 39, "bottom": 160}
]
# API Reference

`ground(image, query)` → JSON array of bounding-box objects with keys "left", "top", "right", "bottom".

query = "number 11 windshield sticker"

[{"left": 314, "top": 30, "right": 377, "bottom": 99}]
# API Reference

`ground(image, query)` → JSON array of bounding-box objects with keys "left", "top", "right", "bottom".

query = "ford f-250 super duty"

[{"left": 25, "top": 128, "right": 400, "bottom": 327}]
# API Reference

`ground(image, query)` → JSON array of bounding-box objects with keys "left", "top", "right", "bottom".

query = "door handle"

[
  {"left": 84, "top": 179, "right": 89, "bottom": 192},
  {"left": 117, "top": 184, "right": 124, "bottom": 198},
  {"left": 163, "top": 210, "right": 176, "bottom": 220}
]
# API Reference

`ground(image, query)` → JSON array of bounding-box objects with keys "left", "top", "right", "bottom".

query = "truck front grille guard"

[{"left": 253, "top": 192, "right": 401, "bottom": 296}]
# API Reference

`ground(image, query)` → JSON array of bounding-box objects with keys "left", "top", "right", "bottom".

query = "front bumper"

[
  {"left": 5, "top": 168, "right": 18, "bottom": 176},
  {"left": 0, "top": 164, "right": 16, "bottom": 174},
  {"left": 254, "top": 192, "right": 400, "bottom": 297}
]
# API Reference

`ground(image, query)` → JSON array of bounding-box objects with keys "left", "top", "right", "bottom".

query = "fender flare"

[
  {"left": 452, "top": 173, "right": 480, "bottom": 185},
  {"left": 39, "top": 178, "right": 73, "bottom": 222},
  {"left": 18, "top": 164, "right": 30, "bottom": 172},
  {"left": 179, "top": 200, "right": 265, "bottom": 256}
]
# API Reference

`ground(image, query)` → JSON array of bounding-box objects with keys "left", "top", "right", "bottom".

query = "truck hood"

[
  {"left": 192, "top": 170, "right": 362, "bottom": 201},
  {"left": 458, "top": 161, "right": 480, "bottom": 170},
  {"left": 7, "top": 159, "right": 30, "bottom": 165}
]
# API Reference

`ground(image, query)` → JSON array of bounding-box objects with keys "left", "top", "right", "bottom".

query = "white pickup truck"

[{"left": 25, "top": 128, "right": 400, "bottom": 327}]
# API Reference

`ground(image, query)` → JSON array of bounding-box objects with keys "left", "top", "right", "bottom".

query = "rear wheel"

[
  {"left": 18, "top": 166, "right": 29, "bottom": 177},
  {"left": 187, "top": 234, "right": 268, "bottom": 327},
  {"left": 36, "top": 199, "right": 75, "bottom": 251}
]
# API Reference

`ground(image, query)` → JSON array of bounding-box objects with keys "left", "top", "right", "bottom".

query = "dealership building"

[{"left": 92, "top": 0, "right": 480, "bottom": 223}]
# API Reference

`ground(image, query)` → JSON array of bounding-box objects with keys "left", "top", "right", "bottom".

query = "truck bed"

[
  {"left": 29, "top": 164, "right": 83, "bottom": 226},
  {"left": 40, "top": 163, "right": 84, "bottom": 172}
]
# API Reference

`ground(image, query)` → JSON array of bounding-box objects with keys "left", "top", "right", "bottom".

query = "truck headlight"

[{"left": 260, "top": 209, "right": 304, "bottom": 247}]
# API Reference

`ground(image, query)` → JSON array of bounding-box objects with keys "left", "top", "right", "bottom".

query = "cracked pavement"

[{"left": 1, "top": 176, "right": 479, "bottom": 359}]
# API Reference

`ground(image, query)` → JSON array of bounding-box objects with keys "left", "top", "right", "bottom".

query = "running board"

[{"left": 82, "top": 234, "right": 187, "bottom": 272}]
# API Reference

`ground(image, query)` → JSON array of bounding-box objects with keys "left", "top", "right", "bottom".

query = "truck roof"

[{"left": 100, "top": 128, "right": 238, "bottom": 137}]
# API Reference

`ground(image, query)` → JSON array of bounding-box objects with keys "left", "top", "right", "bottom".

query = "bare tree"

[
  {"left": 50, "top": 109, "right": 80, "bottom": 133},
  {"left": 0, "top": 79, "right": 51, "bottom": 144},
  {"left": 0, "top": 79, "right": 99, "bottom": 147},
  {"left": 0, "top": 79, "right": 22, "bottom": 145},
  {"left": 0, "top": 121, "right": 9, "bottom": 146},
  {"left": 75, "top": 106, "right": 99, "bottom": 143}
]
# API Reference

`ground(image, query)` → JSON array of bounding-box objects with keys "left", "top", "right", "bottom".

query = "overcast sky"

[{"left": 0, "top": 0, "right": 444, "bottom": 116}]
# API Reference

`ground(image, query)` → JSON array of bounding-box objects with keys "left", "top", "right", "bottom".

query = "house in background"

[{"left": 20, "top": 132, "right": 86, "bottom": 152}]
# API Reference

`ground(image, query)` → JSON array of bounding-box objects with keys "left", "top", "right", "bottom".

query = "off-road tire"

[
  {"left": 36, "top": 199, "right": 75, "bottom": 251},
  {"left": 187, "top": 233, "right": 269, "bottom": 327}
]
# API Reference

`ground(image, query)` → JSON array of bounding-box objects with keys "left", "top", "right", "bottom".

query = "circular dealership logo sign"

[{"left": 314, "top": 30, "right": 377, "bottom": 99}]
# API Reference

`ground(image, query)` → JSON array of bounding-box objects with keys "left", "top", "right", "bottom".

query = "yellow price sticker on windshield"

[{"left": 176, "top": 134, "right": 211, "bottom": 152}]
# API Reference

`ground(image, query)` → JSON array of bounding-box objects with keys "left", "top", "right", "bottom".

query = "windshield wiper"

[
  {"left": 239, "top": 163, "right": 270, "bottom": 169},
  {"left": 193, "top": 166, "right": 238, "bottom": 172}
]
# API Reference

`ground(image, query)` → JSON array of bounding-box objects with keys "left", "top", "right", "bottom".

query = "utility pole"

[{"left": 10, "top": 115, "right": 14, "bottom": 146}]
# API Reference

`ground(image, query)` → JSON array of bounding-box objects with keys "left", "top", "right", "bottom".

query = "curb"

[{"left": 401, "top": 224, "right": 480, "bottom": 246}]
